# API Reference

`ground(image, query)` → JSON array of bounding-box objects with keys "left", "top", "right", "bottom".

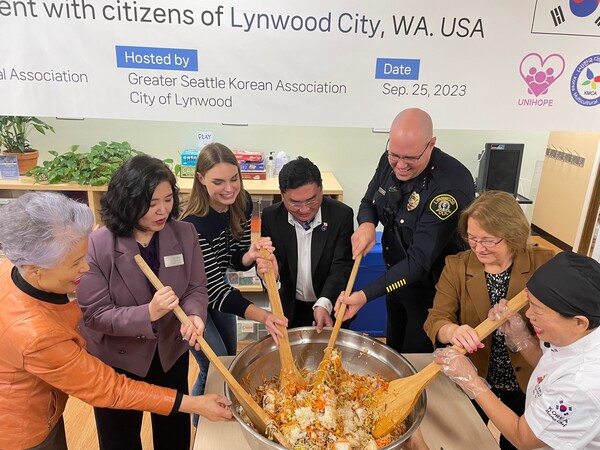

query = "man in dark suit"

[{"left": 260, "top": 157, "right": 354, "bottom": 330}]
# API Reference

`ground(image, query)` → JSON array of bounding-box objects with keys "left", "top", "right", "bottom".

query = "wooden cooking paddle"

[
  {"left": 134, "top": 254, "right": 291, "bottom": 449},
  {"left": 372, "top": 289, "right": 529, "bottom": 439},
  {"left": 258, "top": 248, "right": 305, "bottom": 393},
  {"left": 313, "top": 254, "right": 362, "bottom": 386}
]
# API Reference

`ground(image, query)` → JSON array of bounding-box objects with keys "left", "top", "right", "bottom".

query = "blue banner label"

[
  {"left": 116, "top": 46, "right": 198, "bottom": 71},
  {"left": 375, "top": 58, "right": 420, "bottom": 80}
]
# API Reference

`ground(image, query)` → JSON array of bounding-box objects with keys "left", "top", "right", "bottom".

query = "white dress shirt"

[{"left": 287, "top": 208, "right": 333, "bottom": 314}]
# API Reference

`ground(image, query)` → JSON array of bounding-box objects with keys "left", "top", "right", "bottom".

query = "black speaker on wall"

[{"left": 476, "top": 143, "right": 524, "bottom": 196}]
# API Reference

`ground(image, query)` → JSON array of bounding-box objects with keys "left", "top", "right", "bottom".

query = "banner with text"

[{"left": 1, "top": 0, "right": 599, "bottom": 130}]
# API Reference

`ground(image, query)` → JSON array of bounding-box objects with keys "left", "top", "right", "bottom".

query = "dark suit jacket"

[
  {"left": 424, "top": 246, "right": 555, "bottom": 391},
  {"left": 77, "top": 220, "right": 208, "bottom": 377},
  {"left": 261, "top": 196, "right": 353, "bottom": 322}
]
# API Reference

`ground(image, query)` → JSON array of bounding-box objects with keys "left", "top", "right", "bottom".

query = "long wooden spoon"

[
  {"left": 313, "top": 254, "right": 362, "bottom": 386},
  {"left": 258, "top": 248, "right": 305, "bottom": 393},
  {"left": 372, "top": 289, "right": 529, "bottom": 439},
  {"left": 134, "top": 255, "right": 291, "bottom": 448}
]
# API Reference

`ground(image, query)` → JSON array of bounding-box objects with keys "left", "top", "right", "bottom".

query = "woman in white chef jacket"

[{"left": 434, "top": 251, "right": 600, "bottom": 449}]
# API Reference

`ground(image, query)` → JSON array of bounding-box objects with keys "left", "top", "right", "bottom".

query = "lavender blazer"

[{"left": 77, "top": 220, "right": 208, "bottom": 377}]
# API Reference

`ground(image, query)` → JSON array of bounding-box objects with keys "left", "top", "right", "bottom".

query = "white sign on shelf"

[{"left": 197, "top": 131, "right": 213, "bottom": 147}]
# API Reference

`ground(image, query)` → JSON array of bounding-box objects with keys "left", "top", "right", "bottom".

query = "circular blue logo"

[{"left": 570, "top": 55, "right": 600, "bottom": 107}]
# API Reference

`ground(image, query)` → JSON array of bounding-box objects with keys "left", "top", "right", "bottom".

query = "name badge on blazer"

[{"left": 164, "top": 254, "right": 184, "bottom": 268}]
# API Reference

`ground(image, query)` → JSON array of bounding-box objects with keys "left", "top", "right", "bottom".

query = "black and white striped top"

[{"left": 182, "top": 192, "right": 253, "bottom": 318}]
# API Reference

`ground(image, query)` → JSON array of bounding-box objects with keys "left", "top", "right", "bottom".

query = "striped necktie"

[{"left": 301, "top": 218, "right": 315, "bottom": 230}]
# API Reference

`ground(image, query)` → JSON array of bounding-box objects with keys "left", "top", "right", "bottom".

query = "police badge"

[
  {"left": 407, "top": 191, "right": 420, "bottom": 211},
  {"left": 429, "top": 194, "right": 458, "bottom": 220}
]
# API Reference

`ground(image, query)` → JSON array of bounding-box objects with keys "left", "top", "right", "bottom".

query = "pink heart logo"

[{"left": 519, "top": 53, "right": 565, "bottom": 97}]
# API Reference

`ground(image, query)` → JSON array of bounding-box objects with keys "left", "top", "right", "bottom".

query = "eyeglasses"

[
  {"left": 465, "top": 236, "right": 504, "bottom": 248},
  {"left": 387, "top": 138, "right": 431, "bottom": 164},
  {"left": 286, "top": 198, "right": 320, "bottom": 210}
]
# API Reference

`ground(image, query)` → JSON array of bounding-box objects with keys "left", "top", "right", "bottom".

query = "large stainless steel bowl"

[{"left": 225, "top": 327, "right": 426, "bottom": 450}]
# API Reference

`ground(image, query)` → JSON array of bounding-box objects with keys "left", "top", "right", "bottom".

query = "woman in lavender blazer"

[{"left": 77, "top": 155, "right": 209, "bottom": 450}]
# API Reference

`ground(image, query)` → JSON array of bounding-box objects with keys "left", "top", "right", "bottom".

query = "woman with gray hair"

[{"left": 0, "top": 192, "right": 232, "bottom": 450}]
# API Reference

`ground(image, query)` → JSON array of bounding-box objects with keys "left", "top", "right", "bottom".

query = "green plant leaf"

[
  {"left": 29, "top": 140, "right": 143, "bottom": 185},
  {"left": 0, "top": 116, "right": 55, "bottom": 153}
]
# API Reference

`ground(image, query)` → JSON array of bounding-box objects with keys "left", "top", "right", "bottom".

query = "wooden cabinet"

[
  {"left": 0, "top": 172, "right": 344, "bottom": 226},
  {"left": 0, "top": 177, "right": 107, "bottom": 224}
]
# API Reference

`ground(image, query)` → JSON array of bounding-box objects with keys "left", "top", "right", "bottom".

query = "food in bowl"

[
  {"left": 238, "top": 348, "right": 407, "bottom": 449},
  {"left": 226, "top": 327, "right": 426, "bottom": 450}
]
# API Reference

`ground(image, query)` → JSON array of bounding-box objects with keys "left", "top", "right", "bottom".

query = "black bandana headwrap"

[{"left": 527, "top": 251, "right": 600, "bottom": 321}]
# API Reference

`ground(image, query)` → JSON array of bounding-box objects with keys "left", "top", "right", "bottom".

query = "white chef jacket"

[{"left": 525, "top": 326, "right": 600, "bottom": 449}]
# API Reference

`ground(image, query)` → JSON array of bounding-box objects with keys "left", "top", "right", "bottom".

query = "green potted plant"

[
  {"left": 0, "top": 116, "right": 55, "bottom": 174},
  {"left": 28, "top": 141, "right": 142, "bottom": 186}
]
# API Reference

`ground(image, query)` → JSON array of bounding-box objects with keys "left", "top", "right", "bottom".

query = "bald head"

[
  {"left": 387, "top": 108, "right": 436, "bottom": 181},
  {"left": 391, "top": 108, "right": 434, "bottom": 142}
]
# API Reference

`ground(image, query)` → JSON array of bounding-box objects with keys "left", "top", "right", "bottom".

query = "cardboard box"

[
  {"left": 0, "top": 155, "right": 19, "bottom": 180},
  {"left": 233, "top": 150, "right": 263, "bottom": 163},
  {"left": 239, "top": 161, "right": 265, "bottom": 171},
  {"left": 226, "top": 267, "right": 261, "bottom": 286},
  {"left": 180, "top": 149, "right": 200, "bottom": 178},
  {"left": 241, "top": 171, "right": 266, "bottom": 180},
  {"left": 180, "top": 165, "right": 197, "bottom": 178}
]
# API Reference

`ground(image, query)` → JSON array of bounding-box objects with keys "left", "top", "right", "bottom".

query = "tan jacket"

[
  {"left": 424, "top": 246, "right": 555, "bottom": 391},
  {"left": 0, "top": 261, "right": 177, "bottom": 449}
]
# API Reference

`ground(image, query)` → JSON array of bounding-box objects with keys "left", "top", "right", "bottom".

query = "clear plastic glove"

[
  {"left": 433, "top": 347, "right": 491, "bottom": 399},
  {"left": 488, "top": 299, "right": 535, "bottom": 352}
]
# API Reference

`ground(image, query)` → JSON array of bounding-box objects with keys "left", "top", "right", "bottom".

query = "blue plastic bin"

[{"left": 349, "top": 232, "right": 387, "bottom": 337}]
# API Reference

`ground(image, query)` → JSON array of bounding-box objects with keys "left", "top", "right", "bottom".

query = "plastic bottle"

[
  {"left": 274, "top": 150, "right": 290, "bottom": 175},
  {"left": 266, "top": 152, "right": 276, "bottom": 178}
]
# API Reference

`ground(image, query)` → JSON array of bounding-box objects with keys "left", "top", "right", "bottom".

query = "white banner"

[{"left": 1, "top": 0, "right": 599, "bottom": 130}]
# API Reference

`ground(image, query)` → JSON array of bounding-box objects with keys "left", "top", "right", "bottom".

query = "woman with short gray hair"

[
  {"left": 0, "top": 192, "right": 232, "bottom": 450},
  {"left": 0, "top": 191, "right": 93, "bottom": 271}
]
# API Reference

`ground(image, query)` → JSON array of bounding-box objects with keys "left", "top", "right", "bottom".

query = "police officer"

[{"left": 336, "top": 108, "right": 475, "bottom": 353}]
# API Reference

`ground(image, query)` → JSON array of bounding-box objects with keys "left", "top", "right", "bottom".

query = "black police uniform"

[{"left": 358, "top": 147, "right": 475, "bottom": 353}]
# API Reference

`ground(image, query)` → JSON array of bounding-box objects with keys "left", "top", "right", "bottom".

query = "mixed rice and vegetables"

[{"left": 239, "top": 349, "right": 407, "bottom": 450}]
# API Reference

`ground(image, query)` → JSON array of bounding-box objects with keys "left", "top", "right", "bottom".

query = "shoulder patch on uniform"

[{"left": 429, "top": 194, "right": 458, "bottom": 220}]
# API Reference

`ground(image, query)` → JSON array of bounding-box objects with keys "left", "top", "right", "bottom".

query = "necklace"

[{"left": 134, "top": 232, "right": 154, "bottom": 248}]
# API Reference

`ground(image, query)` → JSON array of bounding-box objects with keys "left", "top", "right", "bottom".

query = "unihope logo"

[
  {"left": 517, "top": 53, "right": 565, "bottom": 107},
  {"left": 519, "top": 53, "right": 565, "bottom": 97},
  {"left": 571, "top": 55, "right": 600, "bottom": 107}
]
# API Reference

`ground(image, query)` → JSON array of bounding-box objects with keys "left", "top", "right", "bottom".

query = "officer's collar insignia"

[
  {"left": 429, "top": 194, "right": 458, "bottom": 220},
  {"left": 407, "top": 191, "right": 420, "bottom": 211}
]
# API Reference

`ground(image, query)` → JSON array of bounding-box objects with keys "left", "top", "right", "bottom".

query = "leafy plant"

[
  {"left": 28, "top": 141, "right": 141, "bottom": 185},
  {"left": 0, "top": 116, "right": 55, "bottom": 153}
]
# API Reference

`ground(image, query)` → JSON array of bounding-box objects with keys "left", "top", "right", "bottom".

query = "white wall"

[{"left": 28, "top": 118, "right": 549, "bottom": 221}]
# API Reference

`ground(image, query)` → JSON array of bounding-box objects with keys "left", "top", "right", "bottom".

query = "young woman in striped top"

[{"left": 180, "top": 143, "right": 285, "bottom": 425}]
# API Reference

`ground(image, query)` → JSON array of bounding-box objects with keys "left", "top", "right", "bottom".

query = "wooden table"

[{"left": 194, "top": 354, "right": 500, "bottom": 450}]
